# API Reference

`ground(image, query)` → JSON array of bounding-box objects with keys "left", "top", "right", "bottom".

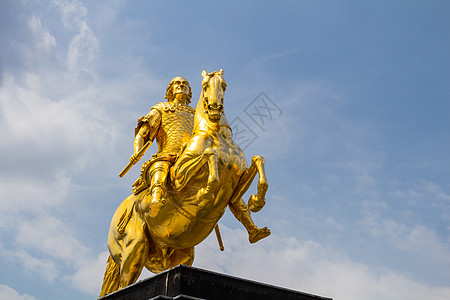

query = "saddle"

[{"left": 131, "top": 154, "right": 177, "bottom": 195}]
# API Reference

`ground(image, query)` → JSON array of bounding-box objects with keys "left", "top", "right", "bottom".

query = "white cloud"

[
  {"left": 0, "top": 5, "right": 148, "bottom": 295},
  {"left": 52, "top": 0, "right": 87, "bottom": 30},
  {"left": 14, "top": 250, "right": 59, "bottom": 283},
  {"left": 66, "top": 251, "right": 109, "bottom": 295},
  {"left": 66, "top": 22, "right": 100, "bottom": 78},
  {"left": 0, "top": 212, "right": 109, "bottom": 295},
  {"left": 361, "top": 217, "right": 450, "bottom": 264},
  {"left": 0, "top": 213, "right": 108, "bottom": 295},
  {"left": 53, "top": 0, "right": 100, "bottom": 78},
  {"left": 0, "top": 3, "right": 163, "bottom": 296},
  {"left": 0, "top": 71, "right": 113, "bottom": 294},
  {"left": 0, "top": 175, "right": 71, "bottom": 226},
  {"left": 0, "top": 285, "right": 36, "bottom": 300},
  {"left": 424, "top": 181, "right": 450, "bottom": 203},
  {"left": 0, "top": 74, "right": 114, "bottom": 177},
  {"left": 0, "top": 242, "right": 58, "bottom": 283},
  {"left": 194, "top": 225, "right": 450, "bottom": 300},
  {"left": 16, "top": 216, "right": 90, "bottom": 265},
  {"left": 389, "top": 181, "right": 450, "bottom": 205},
  {"left": 28, "top": 15, "right": 57, "bottom": 53}
]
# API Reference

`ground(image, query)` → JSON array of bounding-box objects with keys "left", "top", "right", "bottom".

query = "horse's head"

[{"left": 201, "top": 69, "right": 227, "bottom": 123}]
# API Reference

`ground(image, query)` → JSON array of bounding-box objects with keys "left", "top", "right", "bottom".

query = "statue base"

[{"left": 99, "top": 264, "right": 331, "bottom": 300}]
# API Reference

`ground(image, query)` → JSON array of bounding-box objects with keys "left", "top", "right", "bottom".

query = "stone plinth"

[{"left": 99, "top": 265, "right": 331, "bottom": 300}]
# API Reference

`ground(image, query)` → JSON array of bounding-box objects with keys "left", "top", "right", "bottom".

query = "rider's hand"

[{"left": 130, "top": 153, "right": 141, "bottom": 164}]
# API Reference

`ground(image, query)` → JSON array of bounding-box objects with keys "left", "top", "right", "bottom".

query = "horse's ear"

[
  {"left": 202, "top": 69, "right": 207, "bottom": 79},
  {"left": 219, "top": 69, "right": 224, "bottom": 76}
]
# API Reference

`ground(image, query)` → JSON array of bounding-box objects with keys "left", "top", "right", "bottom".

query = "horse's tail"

[{"left": 99, "top": 255, "right": 120, "bottom": 298}]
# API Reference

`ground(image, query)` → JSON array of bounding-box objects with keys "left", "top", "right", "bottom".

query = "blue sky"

[{"left": 0, "top": 1, "right": 449, "bottom": 299}]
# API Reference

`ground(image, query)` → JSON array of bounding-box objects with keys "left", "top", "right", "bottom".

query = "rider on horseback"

[
  {"left": 131, "top": 77, "right": 195, "bottom": 219},
  {"left": 130, "top": 76, "right": 269, "bottom": 243}
]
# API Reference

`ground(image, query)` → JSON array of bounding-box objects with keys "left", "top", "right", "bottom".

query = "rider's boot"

[
  {"left": 148, "top": 186, "right": 165, "bottom": 218},
  {"left": 229, "top": 198, "right": 271, "bottom": 243}
]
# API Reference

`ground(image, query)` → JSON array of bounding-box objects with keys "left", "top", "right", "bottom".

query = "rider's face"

[{"left": 172, "top": 78, "right": 190, "bottom": 98}]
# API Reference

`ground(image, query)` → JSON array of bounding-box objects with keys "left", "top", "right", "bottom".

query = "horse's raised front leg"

[
  {"left": 228, "top": 197, "right": 270, "bottom": 243},
  {"left": 171, "top": 135, "right": 217, "bottom": 192},
  {"left": 195, "top": 148, "right": 219, "bottom": 200},
  {"left": 247, "top": 155, "right": 268, "bottom": 212},
  {"left": 230, "top": 155, "right": 268, "bottom": 212}
]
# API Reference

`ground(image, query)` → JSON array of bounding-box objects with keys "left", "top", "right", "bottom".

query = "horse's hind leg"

[
  {"left": 119, "top": 231, "right": 149, "bottom": 289},
  {"left": 230, "top": 155, "right": 268, "bottom": 212},
  {"left": 145, "top": 246, "right": 194, "bottom": 274},
  {"left": 167, "top": 247, "right": 195, "bottom": 269}
]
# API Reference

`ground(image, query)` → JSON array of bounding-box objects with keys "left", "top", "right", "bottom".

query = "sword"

[{"left": 119, "top": 141, "right": 151, "bottom": 178}]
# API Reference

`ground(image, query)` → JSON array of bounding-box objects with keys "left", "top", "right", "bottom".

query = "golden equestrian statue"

[{"left": 99, "top": 69, "right": 270, "bottom": 297}]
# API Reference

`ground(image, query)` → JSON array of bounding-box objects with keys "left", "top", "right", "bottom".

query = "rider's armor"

[
  {"left": 132, "top": 102, "right": 195, "bottom": 194},
  {"left": 152, "top": 102, "right": 195, "bottom": 157}
]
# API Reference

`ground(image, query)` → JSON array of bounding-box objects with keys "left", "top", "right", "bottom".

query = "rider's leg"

[
  {"left": 228, "top": 198, "right": 270, "bottom": 243},
  {"left": 148, "top": 162, "right": 170, "bottom": 217},
  {"left": 138, "top": 161, "right": 170, "bottom": 218}
]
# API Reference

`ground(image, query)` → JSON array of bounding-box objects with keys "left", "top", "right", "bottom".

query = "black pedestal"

[{"left": 99, "top": 265, "right": 331, "bottom": 300}]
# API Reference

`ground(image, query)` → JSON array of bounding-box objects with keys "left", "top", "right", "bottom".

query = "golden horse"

[{"left": 99, "top": 69, "right": 269, "bottom": 297}]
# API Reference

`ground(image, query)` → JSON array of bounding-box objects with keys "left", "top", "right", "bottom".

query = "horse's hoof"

[
  {"left": 248, "top": 194, "right": 266, "bottom": 213},
  {"left": 249, "top": 226, "right": 271, "bottom": 244}
]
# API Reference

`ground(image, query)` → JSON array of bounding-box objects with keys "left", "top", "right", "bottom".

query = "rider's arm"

[
  {"left": 131, "top": 108, "right": 161, "bottom": 161},
  {"left": 134, "top": 124, "right": 149, "bottom": 155}
]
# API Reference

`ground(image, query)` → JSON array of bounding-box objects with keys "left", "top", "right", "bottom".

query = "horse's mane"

[{"left": 193, "top": 88, "right": 205, "bottom": 134}]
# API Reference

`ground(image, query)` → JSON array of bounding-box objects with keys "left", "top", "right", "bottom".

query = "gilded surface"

[
  {"left": 99, "top": 71, "right": 271, "bottom": 298},
  {"left": 146, "top": 102, "right": 195, "bottom": 156}
]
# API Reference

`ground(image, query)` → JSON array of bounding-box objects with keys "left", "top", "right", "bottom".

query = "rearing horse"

[{"left": 99, "top": 69, "right": 269, "bottom": 297}]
